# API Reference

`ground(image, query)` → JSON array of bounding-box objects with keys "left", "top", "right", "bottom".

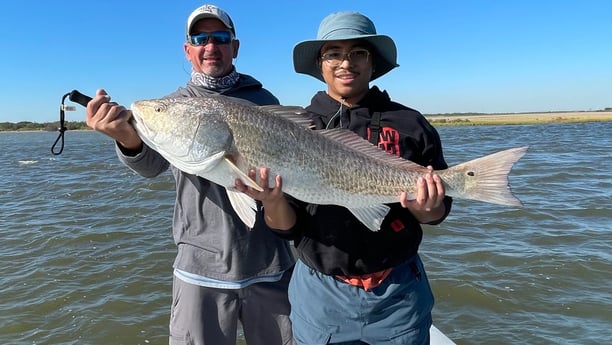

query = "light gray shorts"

[{"left": 169, "top": 267, "right": 295, "bottom": 345}]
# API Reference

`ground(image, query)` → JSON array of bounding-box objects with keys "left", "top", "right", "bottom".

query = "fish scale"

[{"left": 130, "top": 95, "right": 528, "bottom": 231}]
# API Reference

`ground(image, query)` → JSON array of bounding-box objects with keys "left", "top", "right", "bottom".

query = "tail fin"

[{"left": 445, "top": 146, "right": 528, "bottom": 206}]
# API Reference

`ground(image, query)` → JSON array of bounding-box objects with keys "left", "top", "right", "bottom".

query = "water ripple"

[{"left": 2, "top": 125, "right": 611, "bottom": 344}]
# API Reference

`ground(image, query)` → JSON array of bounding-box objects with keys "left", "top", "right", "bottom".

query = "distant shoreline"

[
  {"left": 0, "top": 129, "right": 91, "bottom": 133},
  {"left": 2, "top": 111, "right": 612, "bottom": 132},
  {"left": 425, "top": 111, "right": 612, "bottom": 126}
]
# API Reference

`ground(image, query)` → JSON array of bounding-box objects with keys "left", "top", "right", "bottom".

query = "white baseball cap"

[{"left": 186, "top": 4, "right": 235, "bottom": 36}]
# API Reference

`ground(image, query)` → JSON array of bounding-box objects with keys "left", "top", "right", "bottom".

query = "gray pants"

[{"left": 169, "top": 268, "right": 295, "bottom": 345}]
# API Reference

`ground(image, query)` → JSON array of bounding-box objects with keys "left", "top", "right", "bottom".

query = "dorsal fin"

[{"left": 257, "top": 105, "right": 314, "bottom": 129}]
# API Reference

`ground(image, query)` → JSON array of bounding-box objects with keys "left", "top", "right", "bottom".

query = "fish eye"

[{"left": 154, "top": 105, "right": 166, "bottom": 113}]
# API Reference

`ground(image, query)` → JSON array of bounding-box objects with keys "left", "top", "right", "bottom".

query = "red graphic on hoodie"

[{"left": 368, "top": 127, "right": 401, "bottom": 157}]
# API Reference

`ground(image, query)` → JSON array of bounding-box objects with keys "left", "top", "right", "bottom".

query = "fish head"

[{"left": 130, "top": 97, "right": 234, "bottom": 169}]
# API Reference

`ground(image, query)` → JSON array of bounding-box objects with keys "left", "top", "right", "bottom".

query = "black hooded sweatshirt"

[{"left": 273, "top": 87, "right": 453, "bottom": 276}]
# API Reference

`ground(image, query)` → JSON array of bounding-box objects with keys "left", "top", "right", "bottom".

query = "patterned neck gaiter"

[{"left": 190, "top": 68, "right": 240, "bottom": 92}]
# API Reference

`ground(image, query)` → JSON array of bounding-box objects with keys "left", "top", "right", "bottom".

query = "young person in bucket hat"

[
  {"left": 237, "top": 11, "right": 453, "bottom": 345},
  {"left": 86, "top": 4, "right": 295, "bottom": 345}
]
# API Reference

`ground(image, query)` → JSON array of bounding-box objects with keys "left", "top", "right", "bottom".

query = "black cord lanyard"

[
  {"left": 51, "top": 92, "right": 72, "bottom": 155},
  {"left": 51, "top": 90, "right": 92, "bottom": 155}
]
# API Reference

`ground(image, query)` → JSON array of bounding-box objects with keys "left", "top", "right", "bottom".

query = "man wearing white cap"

[
  {"left": 242, "top": 11, "right": 453, "bottom": 345},
  {"left": 85, "top": 4, "right": 295, "bottom": 345}
]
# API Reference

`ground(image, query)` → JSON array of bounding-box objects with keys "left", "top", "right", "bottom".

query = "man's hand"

[
  {"left": 86, "top": 89, "right": 142, "bottom": 151},
  {"left": 399, "top": 166, "right": 446, "bottom": 223},
  {"left": 235, "top": 166, "right": 295, "bottom": 230}
]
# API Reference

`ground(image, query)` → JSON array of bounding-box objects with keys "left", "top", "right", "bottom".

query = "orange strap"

[{"left": 336, "top": 268, "right": 393, "bottom": 291}]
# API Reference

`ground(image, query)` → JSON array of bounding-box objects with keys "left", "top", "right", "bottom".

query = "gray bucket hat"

[{"left": 293, "top": 11, "right": 399, "bottom": 82}]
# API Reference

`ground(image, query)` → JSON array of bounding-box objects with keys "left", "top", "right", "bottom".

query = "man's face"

[
  {"left": 184, "top": 19, "right": 239, "bottom": 77},
  {"left": 319, "top": 40, "right": 373, "bottom": 103}
]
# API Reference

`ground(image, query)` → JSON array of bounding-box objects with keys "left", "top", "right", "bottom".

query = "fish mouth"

[
  {"left": 127, "top": 107, "right": 137, "bottom": 126},
  {"left": 128, "top": 103, "right": 141, "bottom": 126},
  {"left": 128, "top": 105, "right": 153, "bottom": 140}
]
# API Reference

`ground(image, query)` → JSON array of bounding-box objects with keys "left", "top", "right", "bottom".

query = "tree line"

[
  {"left": 0, "top": 121, "right": 90, "bottom": 132},
  {"left": 2, "top": 107, "right": 609, "bottom": 132}
]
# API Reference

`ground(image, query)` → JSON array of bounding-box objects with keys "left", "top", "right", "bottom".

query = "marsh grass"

[{"left": 426, "top": 111, "right": 612, "bottom": 126}]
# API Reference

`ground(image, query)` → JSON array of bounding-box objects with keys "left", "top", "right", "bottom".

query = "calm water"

[{"left": 1, "top": 122, "right": 610, "bottom": 345}]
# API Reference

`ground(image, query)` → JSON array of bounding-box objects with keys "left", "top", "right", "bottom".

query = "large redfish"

[{"left": 130, "top": 95, "right": 527, "bottom": 231}]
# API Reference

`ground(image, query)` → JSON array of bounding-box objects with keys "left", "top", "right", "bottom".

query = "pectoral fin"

[
  {"left": 348, "top": 205, "right": 391, "bottom": 232},
  {"left": 169, "top": 151, "right": 227, "bottom": 176},
  {"left": 222, "top": 157, "right": 262, "bottom": 229},
  {"left": 223, "top": 157, "right": 263, "bottom": 192},
  {"left": 226, "top": 190, "right": 257, "bottom": 229}
]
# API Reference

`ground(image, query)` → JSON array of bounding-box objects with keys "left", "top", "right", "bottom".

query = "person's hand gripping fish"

[
  {"left": 400, "top": 166, "right": 447, "bottom": 224},
  {"left": 86, "top": 89, "right": 143, "bottom": 152},
  {"left": 235, "top": 166, "right": 296, "bottom": 230}
]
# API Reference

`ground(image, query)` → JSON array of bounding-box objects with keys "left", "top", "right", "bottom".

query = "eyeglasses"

[
  {"left": 321, "top": 49, "right": 371, "bottom": 67},
  {"left": 188, "top": 31, "right": 234, "bottom": 46}
]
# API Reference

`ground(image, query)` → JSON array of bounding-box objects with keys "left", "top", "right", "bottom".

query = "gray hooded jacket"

[{"left": 116, "top": 74, "right": 295, "bottom": 281}]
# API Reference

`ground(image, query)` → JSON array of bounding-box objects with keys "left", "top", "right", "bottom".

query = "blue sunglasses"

[{"left": 188, "top": 31, "right": 234, "bottom": 46}]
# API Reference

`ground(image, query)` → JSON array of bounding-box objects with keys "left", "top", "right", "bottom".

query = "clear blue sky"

[{"left": 1, "top": 0, "right": 610, "bottom": 123}]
